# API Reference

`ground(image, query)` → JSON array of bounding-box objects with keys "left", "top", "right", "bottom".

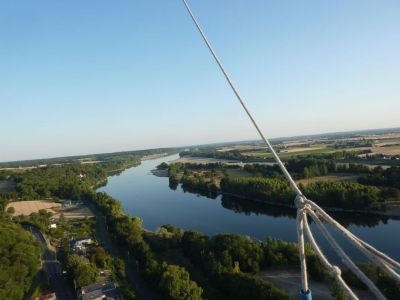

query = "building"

[
  {"left": 71, "top": 237, "right": 94, "bottom": 254},
  {"left": 77, "top": 283, "right": 122, "bottom": 300}
]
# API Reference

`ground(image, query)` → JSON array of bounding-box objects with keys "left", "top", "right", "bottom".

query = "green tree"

[
  {"left": 6, "top": 206, "right": 15, "bottom": 214},
  {"left": 158, "top": 264, "right": 203, "bottom": 300},
  {"left": 0, "top": 220, "right": 42, "bottom": 300},
  {"left": 67, "top": 255, "right": 98, "bottom": 287},
  {"left": 92, "top": 247, "right": 107, "bottom": 269}
]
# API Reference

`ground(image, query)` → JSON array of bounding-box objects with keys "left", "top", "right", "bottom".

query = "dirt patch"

[
  {"left": 257, "top": 269, "right": 375, "bottom": 299},
  {"left": 6, "top": 200, "right": 62, "bottom": 216},
  {"left": 5, "top": 200, "right": 94, "bottom": 219},
  {"left": 54, "top": 204, "right": 94, "bottom": 219}
]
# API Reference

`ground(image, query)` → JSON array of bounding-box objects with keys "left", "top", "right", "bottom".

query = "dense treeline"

[
  {"left": 180, "top": 149, "right": 248, "bottom": 161},
  {"left": 179, "top": 232, "right": 329, "bottom": 299},
  {"left": 220, "top": 177, "right": 384, "bottom": 209},
  {"left": 286, "top": 157, "right": 335, "bottom": 178},
  {"left": 358, "top": 166, "right": 400, "bottom": 189},
  {"left": 0, "top": 219, "right": 43, "bottom": 300},
  {"left": 12, "top": 158, "right": 140, "bottom": 200},
  {"left": 4, "top": 148, "right": 175, "bottom": 201},
  {"left": 85, "top": 191, "right": 203, "bottom": 299},
  {"left": 286, "top": 157, "right": 371, "bottom": 179},
  {"left": 302, "top": 181, "right": 381, "bottom": 209},
  {"left": 0, "top": 148, "right": 178, "bottom": 168},
  {"left": 243, "top": 164, "right": 281, "bottom": 177},
  {"left": 0, "top": 191, "right": 17, "bottom": 211},
  {"left": 220, "top": 177, "right": 293, "bottom": 205}
]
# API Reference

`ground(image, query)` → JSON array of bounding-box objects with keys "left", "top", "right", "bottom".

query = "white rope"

[
  {"left": 296, "top": 204, "right": 309, "bottom": 291},
  {"left": 302, "top": 215, "right": 358, "bottom": 300},
  {"left": 180, "top": 1, "right": 400, "bottom": 298},
  {"left": 307, "top": 199, "right": 400, "bottom": 281},
  {"left": 308, "top": 199, "right": 400, "bottom": 269},
  {"left": 306, "top": 208, "right": 386, "bottom": 299}
]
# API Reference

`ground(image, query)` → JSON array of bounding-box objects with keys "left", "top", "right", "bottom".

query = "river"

[{"left": 98, "top": 154, "right": 400, "bottom": 262}]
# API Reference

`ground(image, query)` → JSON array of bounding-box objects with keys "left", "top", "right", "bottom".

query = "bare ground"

[
  {"left": 258, "top": 269, "right": 375, "bottom": 300},
  {"left": 5, "top": 200, "right": 94, "bottom": 219},
  {"left": 6, "top": 200, "right": 62, "bottom": 216}
]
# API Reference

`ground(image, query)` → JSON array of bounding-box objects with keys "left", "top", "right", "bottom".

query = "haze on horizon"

[{"left": 1, "top": 0, "right": 399, "bottom": 162}]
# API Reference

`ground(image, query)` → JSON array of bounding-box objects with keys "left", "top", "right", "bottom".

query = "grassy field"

[
  {"left": 296, "top": 173, "right": 360, "bottom": 185},
  {"left": 226, "top": 169, "right": 253, "bottom": 178}
]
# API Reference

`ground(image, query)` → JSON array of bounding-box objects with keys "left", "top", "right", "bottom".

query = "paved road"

[
  {"left": 24, "top": 225, "right": 75, "bottom": 300},
  {"left": 84, "top": 200, "right": 155, "bottom": 300}
]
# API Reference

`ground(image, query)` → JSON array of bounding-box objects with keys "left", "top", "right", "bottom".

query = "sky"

[{"left": 1, "top": 0, "right": 399, "bottom": 162}]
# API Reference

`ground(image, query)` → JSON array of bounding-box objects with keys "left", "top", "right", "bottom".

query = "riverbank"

[
  {"left": 150, "top": 168, "right": 168, "bottom": 177},
  {"left": 222, "top": 191, "right": 400, "bottom": 218},
  {"left": 141, "top": 152, "right": 172, "bottom": 161},
  {"left": 175, "top": 181, "right": 400, "bottom": 218}
]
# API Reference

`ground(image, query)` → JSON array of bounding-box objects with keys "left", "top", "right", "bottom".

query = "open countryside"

[{"left": 1, "top": 1, "right": 400, "bottom": 300}]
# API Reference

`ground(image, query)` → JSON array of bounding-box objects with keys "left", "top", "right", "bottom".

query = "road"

[
  {"left": 84, "top": 200, "right": 155, "bottom": 300},
  {"left": 24, "top": 225, "right": 75, "bottom": 300}
]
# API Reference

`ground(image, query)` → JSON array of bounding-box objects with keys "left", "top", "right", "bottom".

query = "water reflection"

[{"left": 174, "top": 184, "right": 393, "bottom": 229}]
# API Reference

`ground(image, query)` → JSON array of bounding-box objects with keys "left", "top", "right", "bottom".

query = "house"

[
  {"left": 77, "top": 283, "right": 122, "bottom": 300},
  {"left": 71, "top": 237, "right": 94, "bottom": 254}
]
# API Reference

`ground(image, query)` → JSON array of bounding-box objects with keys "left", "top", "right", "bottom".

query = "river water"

[{"left": 98, "top": 154, "right": 400, "bottom": 262}]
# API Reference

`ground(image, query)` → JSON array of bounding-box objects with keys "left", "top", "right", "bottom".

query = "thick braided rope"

[
  {"left": 307, "top": 208, "right": 386, "bottom": 299},
  {"left": 301, "top": 213, "right": 358, "bottom": 299},
  {"left": 307, "top": 199, "right": 400, "bottom": 281},
  {"left": 296, "top": 204, "right": 309, "bottom": 292}
]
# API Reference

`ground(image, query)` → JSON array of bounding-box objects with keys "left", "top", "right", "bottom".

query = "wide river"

[{"left": 99, "top": 154, "right": 400, "bottom": 262}]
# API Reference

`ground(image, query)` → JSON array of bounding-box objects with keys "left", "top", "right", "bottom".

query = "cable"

[{"left": 181, "top": 0, "right": 302, "bottom": 196}]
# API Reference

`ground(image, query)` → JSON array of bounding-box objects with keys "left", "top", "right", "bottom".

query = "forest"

[{"left": 0, "top": 218, "right": 43, "bottom": 300}]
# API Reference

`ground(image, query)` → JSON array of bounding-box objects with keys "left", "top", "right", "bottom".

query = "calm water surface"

[{"left": 99, "top": 154, "right": 400, "bottom": 262}]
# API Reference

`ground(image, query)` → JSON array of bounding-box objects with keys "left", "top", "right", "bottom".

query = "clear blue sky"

[{"left": 1, "top": 0, "right": 399, "bottom": 162}]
